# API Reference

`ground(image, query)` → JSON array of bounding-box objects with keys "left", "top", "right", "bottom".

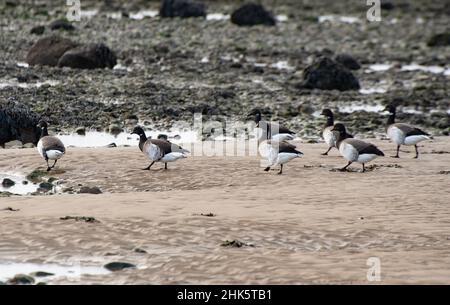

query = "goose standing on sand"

[
  {"left": 131, "top": 126, "right": 189, "bottom": 170},
  {"left": 384, "top": 104, "right": 430, "bottom": 158},
  {"left": 36, "top": 121, "right": 65, "bottom": 171},
  {"left": 248, "top": 109, "right": 296, "bottom": 142},
  {"left": 320, "top": 109, "right": 353, "bottom": 155},
  {"left": 263, "top": 141, "right": 303, "bottom": 175},
  {"left": 332, "top": 123, "right": 384, "bottom": 172}
]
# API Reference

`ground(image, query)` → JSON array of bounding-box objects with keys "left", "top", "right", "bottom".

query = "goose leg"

[
  {"left": 362, "top": 163, "right": 365, "bottom": 173},
  {"left": 51, "top": 160, "right": 58, "bottom": 169},
  {"left": 339, "top": 161, "right": 352, "bottom": 172},
  {"left": 414, "top": 144, "right": 419, "bottom": 159},
  {"left": 164, "top": 163, "right": 168, "bottom": 170},
  {"left": 142, "top": 161, "right": 155, "bottom": 170},
  {"left": 321, "top": 147, "right": 332, "bottom": 156},
  {"left": 277, "top": 164, "right": 283, "bottom": 175},
  {"left": 391, "top": 145, "right": 400, "bottom": 158},
  {"left": 264, "top": 166, "right": 271, "bottom": 172},
  {"left": 45, "top": 158, "right": 51, "bottom": 171}
]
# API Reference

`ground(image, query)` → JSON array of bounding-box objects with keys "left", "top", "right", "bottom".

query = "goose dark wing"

[
  {"left": 149, "top": 139, "right": 172, "bottom": 154},
  {"left": 278, "top": 141, "right": 302, "bottom": 154},
  {"left": 41, "top": 136, "right": 65, "bottom": 153},
  {"left": 345, "top": 139, "right": 384, "bottom": 156},
  {"left": 394, "top": 123, "right": 429, "bottom": 137}
]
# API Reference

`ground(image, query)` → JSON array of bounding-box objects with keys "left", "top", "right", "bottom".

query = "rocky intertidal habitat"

[{"left": 0, "top": 0, "right": 449, "bottom": 138}]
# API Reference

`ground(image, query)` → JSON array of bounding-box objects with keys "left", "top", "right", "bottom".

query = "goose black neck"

[
  {"left": 138, "top": 133, "right": 147, "bottom": 151},
  {"left": 40, "top": 127, "right": 48, "bottom": 137},
  {"left": 387, "top": 111, "right": 396, "bottom": 126},
  {"left": 336, "top": 131, "right": 350, "bottom": 148},
  {"left": 325, "top": 115, "right": 334, "bottom": 127},
  {"left": 139, "top": 133, "right": 147, "bottom": 143}
]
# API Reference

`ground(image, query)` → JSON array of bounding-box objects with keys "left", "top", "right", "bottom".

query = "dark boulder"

[
  {"left": 58, "top": 43, "right": 117, "bottom": 69},
  {"left": 49, "top": 19, "right": 75, "bottom": 31},
  {"left": 78, "top": 186, "right": 102, "bottom": 194},
  {"left": 427, "top": 33, "right": 450, "bottom": 47},
  {"left": 104, "top": 262, "right": 136, "bottom": 272},
  {"left": 300, "top": 57, "right": 360, "bottom": 91},
  {"left": 231, "top": 3, "right": 276, "bottom": 26},
  {"left": 2, "top": 178, "right": 15, "bottom": 188},
  {"left": 6, "top": 274, "right": 35, "bottom": 285},
  {"left": 30, "top": 25, "right": 45, "bottom": 35},
  {"left": 0, "top": 101, "right": 41, "bottom": 148},
  {"left": 160, "top": 0, "right": 206, "bottom": 18},
  {"left": 26, "top": 35, "right": 78, "bottom": 67},
  {"left": 334, "top": 53, "right": 361, "bottom": 70},
  {"left": 380, "top": 1, "right": 395, "bottom": 10}
]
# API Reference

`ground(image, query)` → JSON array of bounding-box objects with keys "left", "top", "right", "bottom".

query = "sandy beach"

[{"left": 1, "top": 137, "right": 449, "bottom": 284}]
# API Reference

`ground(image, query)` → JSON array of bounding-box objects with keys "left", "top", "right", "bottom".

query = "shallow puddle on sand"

[
  {"left": 0, "top": 173, "right": 39, "bottom": 195},
  {"left": 58, "top": 130, "right": 199, "bottom": 148},
  {"left": 0, "top": 261, "right": 110, "bottom": 283}
]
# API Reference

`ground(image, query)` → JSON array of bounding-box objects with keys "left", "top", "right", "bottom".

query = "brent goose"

[
  {"left": 320, "top": 109, "right": 353, "bottom": 155},
  {"left": 248, "top": 109, "right": 296, "bottom": 142},
  {"left": 332, "top": 123, "right": 384, "bottom": 172},
  {"left": 131, "top": 126, "right": 189, "bottom": 170},
  {"left": 384, "top": 104, "right": 430, "bottom": 158},
  {"left": 264, "top": 140, "right": 303, "bottom": 174},
  {"left": 36, "top": 121, "right": 66, "bottom": 171}
]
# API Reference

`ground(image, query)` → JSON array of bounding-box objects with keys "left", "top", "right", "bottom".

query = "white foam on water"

[
  {"left": 359, "top": 87, "right": 388, "bottom": 94},
  {"left": 113, "top": 63, "right": 132, "bottom": 72},
  {"left": 129, "top": 10, "right": 158, "bottom": 20},
  {"left": 206, "top": 13, "right": 229, "bottom": 21},
  {"left": 106, "top": 12, "right": 122, "bottom": 19},
  {"left": 276, "top": 14, "right": 288, "bottom": 22},
  {"left": 339, "top": 103, "right": 385, "bottom": 113},
  {"left": 0, "top": 173, "right": 39, "bottom": 195},
  {"left": 0, "top": 261, "right": 110, "bottom": 282},
  {"left": 367, "top": 64, "right": 393, "bottom": 72},
  {"left": 270, "top": 60, "right": 295, "bottom": 70},
  {"left": 16, "top": 62, "right": 29, "bottom": 68},
  {"left": 319, "top": 15, "right": 360, "bottom": 24},
  {"left": 80, "top": 9, "right": 98, "bottom": 18},
  {"left": 0, "top": 80, "right": 59, "bottom": 89},
  {"left": 200, "top": 56, "right": 209, "bottom": 63},
  {"left": 401, "top": 64, "right": 446, "bottom": 74}
]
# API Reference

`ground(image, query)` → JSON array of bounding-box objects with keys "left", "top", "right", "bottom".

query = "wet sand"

[{"left": 0, "top": 137, "right": 450, "bottom": 284}]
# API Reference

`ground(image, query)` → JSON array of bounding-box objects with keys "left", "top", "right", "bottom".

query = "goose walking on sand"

[
  {"left": 36, "top": 121, "right": 65, "bottom": 171},
  {"left": 332, "top": 123, "right": 384, "bottom": 173},
  {"left": 263, "top": 141, "right": 303, "bottom": 175},
  {"left": 248, "top": 109, "right": 296, "bottom": 142},
  {"left": 131, "top": 126, "right": 189, "bottom": 170},
  {"left": 384, "top": 104, "right": 431, "bottom": 159},
  {"left": 320, "top": 108, "right": 353, "bottom": 155}
]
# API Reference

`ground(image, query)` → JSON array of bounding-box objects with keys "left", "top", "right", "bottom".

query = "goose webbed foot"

[
  {"left": 390, "top": 155, "right": 399, "bottom": 158},
  {"left": 414, "top": 145, "right": 419, "bottom": 159},
  {"left": 339, "top": 161, "right": 352, "bottom": 172},
  {"left": 46, "top": 167, "right": 52, "bottom": 172},
  {"left": 321, "top": 147, "right": 332, "bottom": 156},
  {"left": 142, "top": 161, "right": 155, "bottom": 170},
  {"left": 277, "top": 165, "right": 283, "bottom": 175},
  {"left": 264, "top": 167, "right": 271, "bottom": 172}
]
